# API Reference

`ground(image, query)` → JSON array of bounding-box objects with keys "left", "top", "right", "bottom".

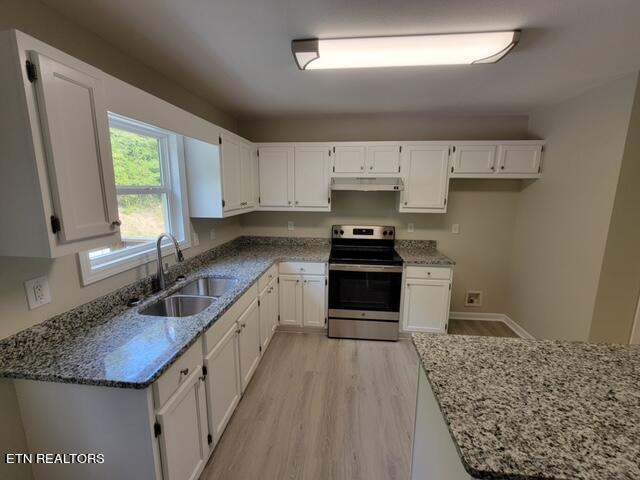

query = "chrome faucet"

[{"left": 155, "top": 233, "right": 184, "bottom": 291}]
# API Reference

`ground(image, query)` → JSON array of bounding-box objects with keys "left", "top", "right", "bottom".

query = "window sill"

[{"left": 78, "top": 238, "right": 191, "bottom": 286}]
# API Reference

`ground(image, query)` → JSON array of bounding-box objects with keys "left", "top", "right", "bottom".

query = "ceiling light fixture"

[{"left": 292, "top": 31, "right": 520, "bottom": 70}]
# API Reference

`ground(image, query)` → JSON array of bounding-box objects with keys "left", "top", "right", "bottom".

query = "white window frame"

[{"left": 78, "top": 113, "right": 191, "bottom": 285}]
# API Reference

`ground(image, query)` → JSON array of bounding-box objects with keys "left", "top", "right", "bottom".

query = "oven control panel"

[{"left": 331, "top": 225, "right": 395, "bottom": 240}]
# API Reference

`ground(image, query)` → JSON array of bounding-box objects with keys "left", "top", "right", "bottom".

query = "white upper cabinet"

[
  {"left": 400, "top": 144, "right": 450, "bottom": 213},
  {"left": 185, "top": 132, "right": 255, "bottom": 219},
  {"left": 333, "top": 145, "right": 366, "bottom": 173},
  {"left": 366, "top": 145, "right": 401, "bottom": 174},
  {"left": 497, "top": 144, "right": 542, "bottom": 176},
  {"left": 240, "top": 142, "right": 257, "bottom": 209},
  {"left": 0, "top": 31, "right": 121, "bottom": 257},
  {"left": 220, "top": 132, "right": 244, "bottom": 213},
  {"left": 257, "top": 144, "right": 331, "bottom": 211},
  {"left": 294, "top": 145, "right": 330, "bottom": 209},
  {"left": 31, "top": 51, "right": 120, "bottom": 243},
  {"left": 258, "top": 145, "right": 294, "bottom": 208},
  {"left": 449, "top": 142, "right": 543, "bottom": 178},
  {"left": 450, "top": 145, "right": 497, "bottom": 177}
]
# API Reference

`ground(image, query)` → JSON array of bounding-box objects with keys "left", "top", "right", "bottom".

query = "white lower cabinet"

[
  {"left": 259, "top": 277, "right": 278, "bottom": 351},
  {"left": 402, "top": 267, "right": 452, "bottom": 333},
  {"left": 302, "top": 275, "right": 326, "bottom": 327},
  {"left": 237, "top": 299, "right": 261, "bottom": 391},
  {"left": 278, "top": 263, "right": 327, "bottom": 328},
  {"left": 156, "top": 368, "right": 209, "bottom": 480},
  {"left": 204, "top": 322, "right": 241, "bottom": 446}
]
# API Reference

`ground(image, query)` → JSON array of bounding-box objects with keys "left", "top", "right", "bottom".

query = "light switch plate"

[
  {"left": 407, "top": 223, "right": 414, "bottom": 233},
  {"left": 287, "top": 221, "right": 294, "bottom": 231},
  {"left": 24, "top": 275, "right": 51, "bottom": 310},
  {"left": 452, "top": 223, "right": 460, "bottom": 234}
]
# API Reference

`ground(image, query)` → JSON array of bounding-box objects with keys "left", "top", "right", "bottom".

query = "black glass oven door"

[{"left": 329, "top": 268, "right": 402, "bottom": 313}]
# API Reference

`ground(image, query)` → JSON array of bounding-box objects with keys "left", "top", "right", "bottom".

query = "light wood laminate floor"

[
  {"left": 201, "top": 332, "right": 419, "bottom": 480},
  {"left": 448, "top": 319, "right": 518, "bottom": 337}
]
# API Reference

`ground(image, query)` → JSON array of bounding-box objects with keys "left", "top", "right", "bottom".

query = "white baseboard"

[{"left": 449, "top": 311, "right": 535, "bottom": 340}]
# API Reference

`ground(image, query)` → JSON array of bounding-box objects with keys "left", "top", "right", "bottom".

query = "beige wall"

[
  {"left": 0, "top": 0, "right": 236, "bottom": 131},
  {"left": 506, "top": 73, "right": 639, "bottom": 341},
  {"left": 590, "top": 77, "right": 640, "bottom": 343},
  {"left": 239, "top": 113, "right": 531, "bottom": 314},
  {"left": 239, "top": 113, "right": 529, "bottom": 142}
]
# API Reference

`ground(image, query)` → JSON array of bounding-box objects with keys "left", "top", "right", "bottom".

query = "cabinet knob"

[
  {"left": 296, "top": 279, "right": 300, "bottom": 283},
  {"left": 295, "top": 201, "right": 299, "bottom": 205},
  {"left": 236, "top": 328, "right": 242, "bottom": 334},
  {"left": 369, "top": 166, "right": 373, "bottom": 170},
  {"left": 288, "top": 201, "right": 292, "bottom": 205},
  {"left": 111, "top": 219, "right": 122, "bottom": 228},
  {"left": 241, "top": 322, "right": 246, "bottom": 329},
  {"left": 360, "top": 166, "right": 364, "bottom": 170},
  {"left": 179, "top": 368, "right": 189, "bottom": 377},
  {"left": 490, "top": 166, "right": 495, "bottom": 171},
  {"left": 500, "top": 165, "right": 505, "bottom": 170},
  {"left": 404, "top": 202, "right": 408, "bottom": 206}
]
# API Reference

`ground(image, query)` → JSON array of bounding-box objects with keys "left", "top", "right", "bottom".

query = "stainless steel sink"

[
  {"left": 140, "top": 295, "right": 214, "bottom": 317},
  {"left": 176, "top": 277, "right": 239, "bottom": 298}
]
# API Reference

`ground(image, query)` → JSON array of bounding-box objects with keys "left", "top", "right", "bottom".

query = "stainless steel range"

[{"left": 328, "top": 225, "right": 403, "bottom": 341}]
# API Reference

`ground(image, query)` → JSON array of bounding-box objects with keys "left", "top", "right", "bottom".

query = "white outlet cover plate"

[
  {"left": 452, "top": 223, "right": 460, "bottom": 234},
  {"left": 24, "top": 275, "right": 51, "bottom": 310},
  {"left": 407, "top": 223, "right": 414, "bottom": 233},
  {"left": 287, "top": 221, "right": 294, "bottom": 231}
]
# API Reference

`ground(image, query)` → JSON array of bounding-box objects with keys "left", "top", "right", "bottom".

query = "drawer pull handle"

[{"left": 179, "top": 368, "right": 189, "bottom": 377}]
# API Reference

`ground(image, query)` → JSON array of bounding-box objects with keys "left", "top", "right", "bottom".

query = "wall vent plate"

[{"left": 465, "top": 291, "right": 483, "bottom": 307}]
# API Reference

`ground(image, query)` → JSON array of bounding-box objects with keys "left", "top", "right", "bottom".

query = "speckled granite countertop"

[
  {"left": 0, "top": 237, "right": 329, "bottom": 389},
  {"left": 395, "top": 240, "right": 455, "bottom": 266},
  {"left": 412, "top": 333, "right": 640, "bottom": 480}
]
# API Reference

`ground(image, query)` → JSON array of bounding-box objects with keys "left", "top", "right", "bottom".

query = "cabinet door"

[
  {"left": 259, "top": 284, "right": 274, "bottom": 352},
  {"left": 220, "top": 133, "right": 243, "bottom": 212},
  {"left": 238, "top": 299, "right": 261, "bottom": 391},
  {"left": 366, "top": 145, "right": 401, "bottom": 174},
  {"left": 333, "top": 146, "right": 366, "bottom": 173},
  {"left": 30, "top": 52, "right": 119, "bottom": 243},
  {"left": 401, "top": 145, "right": 449, "bottom": 211},
  {"left": 302, "top": 275, "right": 326, "bottom": 327},
  {"left": 294, "top": 146, "right": 330, "bottom": 208},
  {"left": 156, "top": 368, "right": 209, "bottom": 480},
  {"left": 278, "top": 275, "right": 302, "bottom": 326},
  {"left": 497, "top": 145, "right": 542, "bottom": 175},
  {"left": 258, "top": 146, "right": 294, "bottom": 207},
  {"left": 240, "top": 141, "right": 256, "bottom": 208},
  {"left": 270, "top": 278, "right": 279, "bottom": 333},
  {"left": 204, "top": 323, "right": 241, "bottom": 446},
  {"left": 451, "top": 145, "right": 496, "bottom": 176},
  {"left": 403, "top": 279, "right": 451, "bottom": 333}
]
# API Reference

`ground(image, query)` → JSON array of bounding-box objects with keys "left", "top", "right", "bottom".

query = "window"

[{"left": 78, "top": 114, "right": 190, "bottom": 285}]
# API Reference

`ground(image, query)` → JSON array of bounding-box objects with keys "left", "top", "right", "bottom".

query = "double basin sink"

[{"left": 140, "top": 277, "right": 238, "bottom": 318}]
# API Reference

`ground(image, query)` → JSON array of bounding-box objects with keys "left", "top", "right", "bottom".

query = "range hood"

[{"left": 331, "top": 177, "right": 404, "bottom": 192}]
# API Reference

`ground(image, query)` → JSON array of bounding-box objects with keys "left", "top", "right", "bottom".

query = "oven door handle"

[{"left": 329, "top": 263, "right": 404, "bottom": 273}]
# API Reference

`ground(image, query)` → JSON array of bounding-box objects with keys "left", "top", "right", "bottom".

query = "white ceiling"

[{"left": 40, "top": 0, "right": 640, "bottom": 119}]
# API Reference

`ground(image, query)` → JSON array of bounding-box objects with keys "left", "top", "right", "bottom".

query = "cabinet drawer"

[
  {"left": 153, "top": 340, "right": 202, "bottom": 409},
  {"left": 204, "top": 284, "right": 258, "bottom": 353},
  {"left": 406, "top": 266, "right": 452, "bottom": 280},
  {"left": 279, "top": 262, "right": 325, "bottom": 275},
  {"left": 258, "top": 264, "right": 278, "bottom": 293}
]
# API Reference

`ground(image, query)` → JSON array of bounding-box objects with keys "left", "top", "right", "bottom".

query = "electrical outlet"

[
  {"left": 407, "top": 223, "right": 414, "bottom": 233},
  {"left": 451, "top": 223, "right": 460, "bottom": 235},
  {"left": 24, "top": 276, "right": 51, "bottom": 310},
  {"left": 192, "top": 231, "right": 200, "bottom": 247},
  {"left": 209, "top": 228, "right": 216, "bottom": 240},
  {"left": 287, "top": 221, "right": 294, "bottom": 231}
]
